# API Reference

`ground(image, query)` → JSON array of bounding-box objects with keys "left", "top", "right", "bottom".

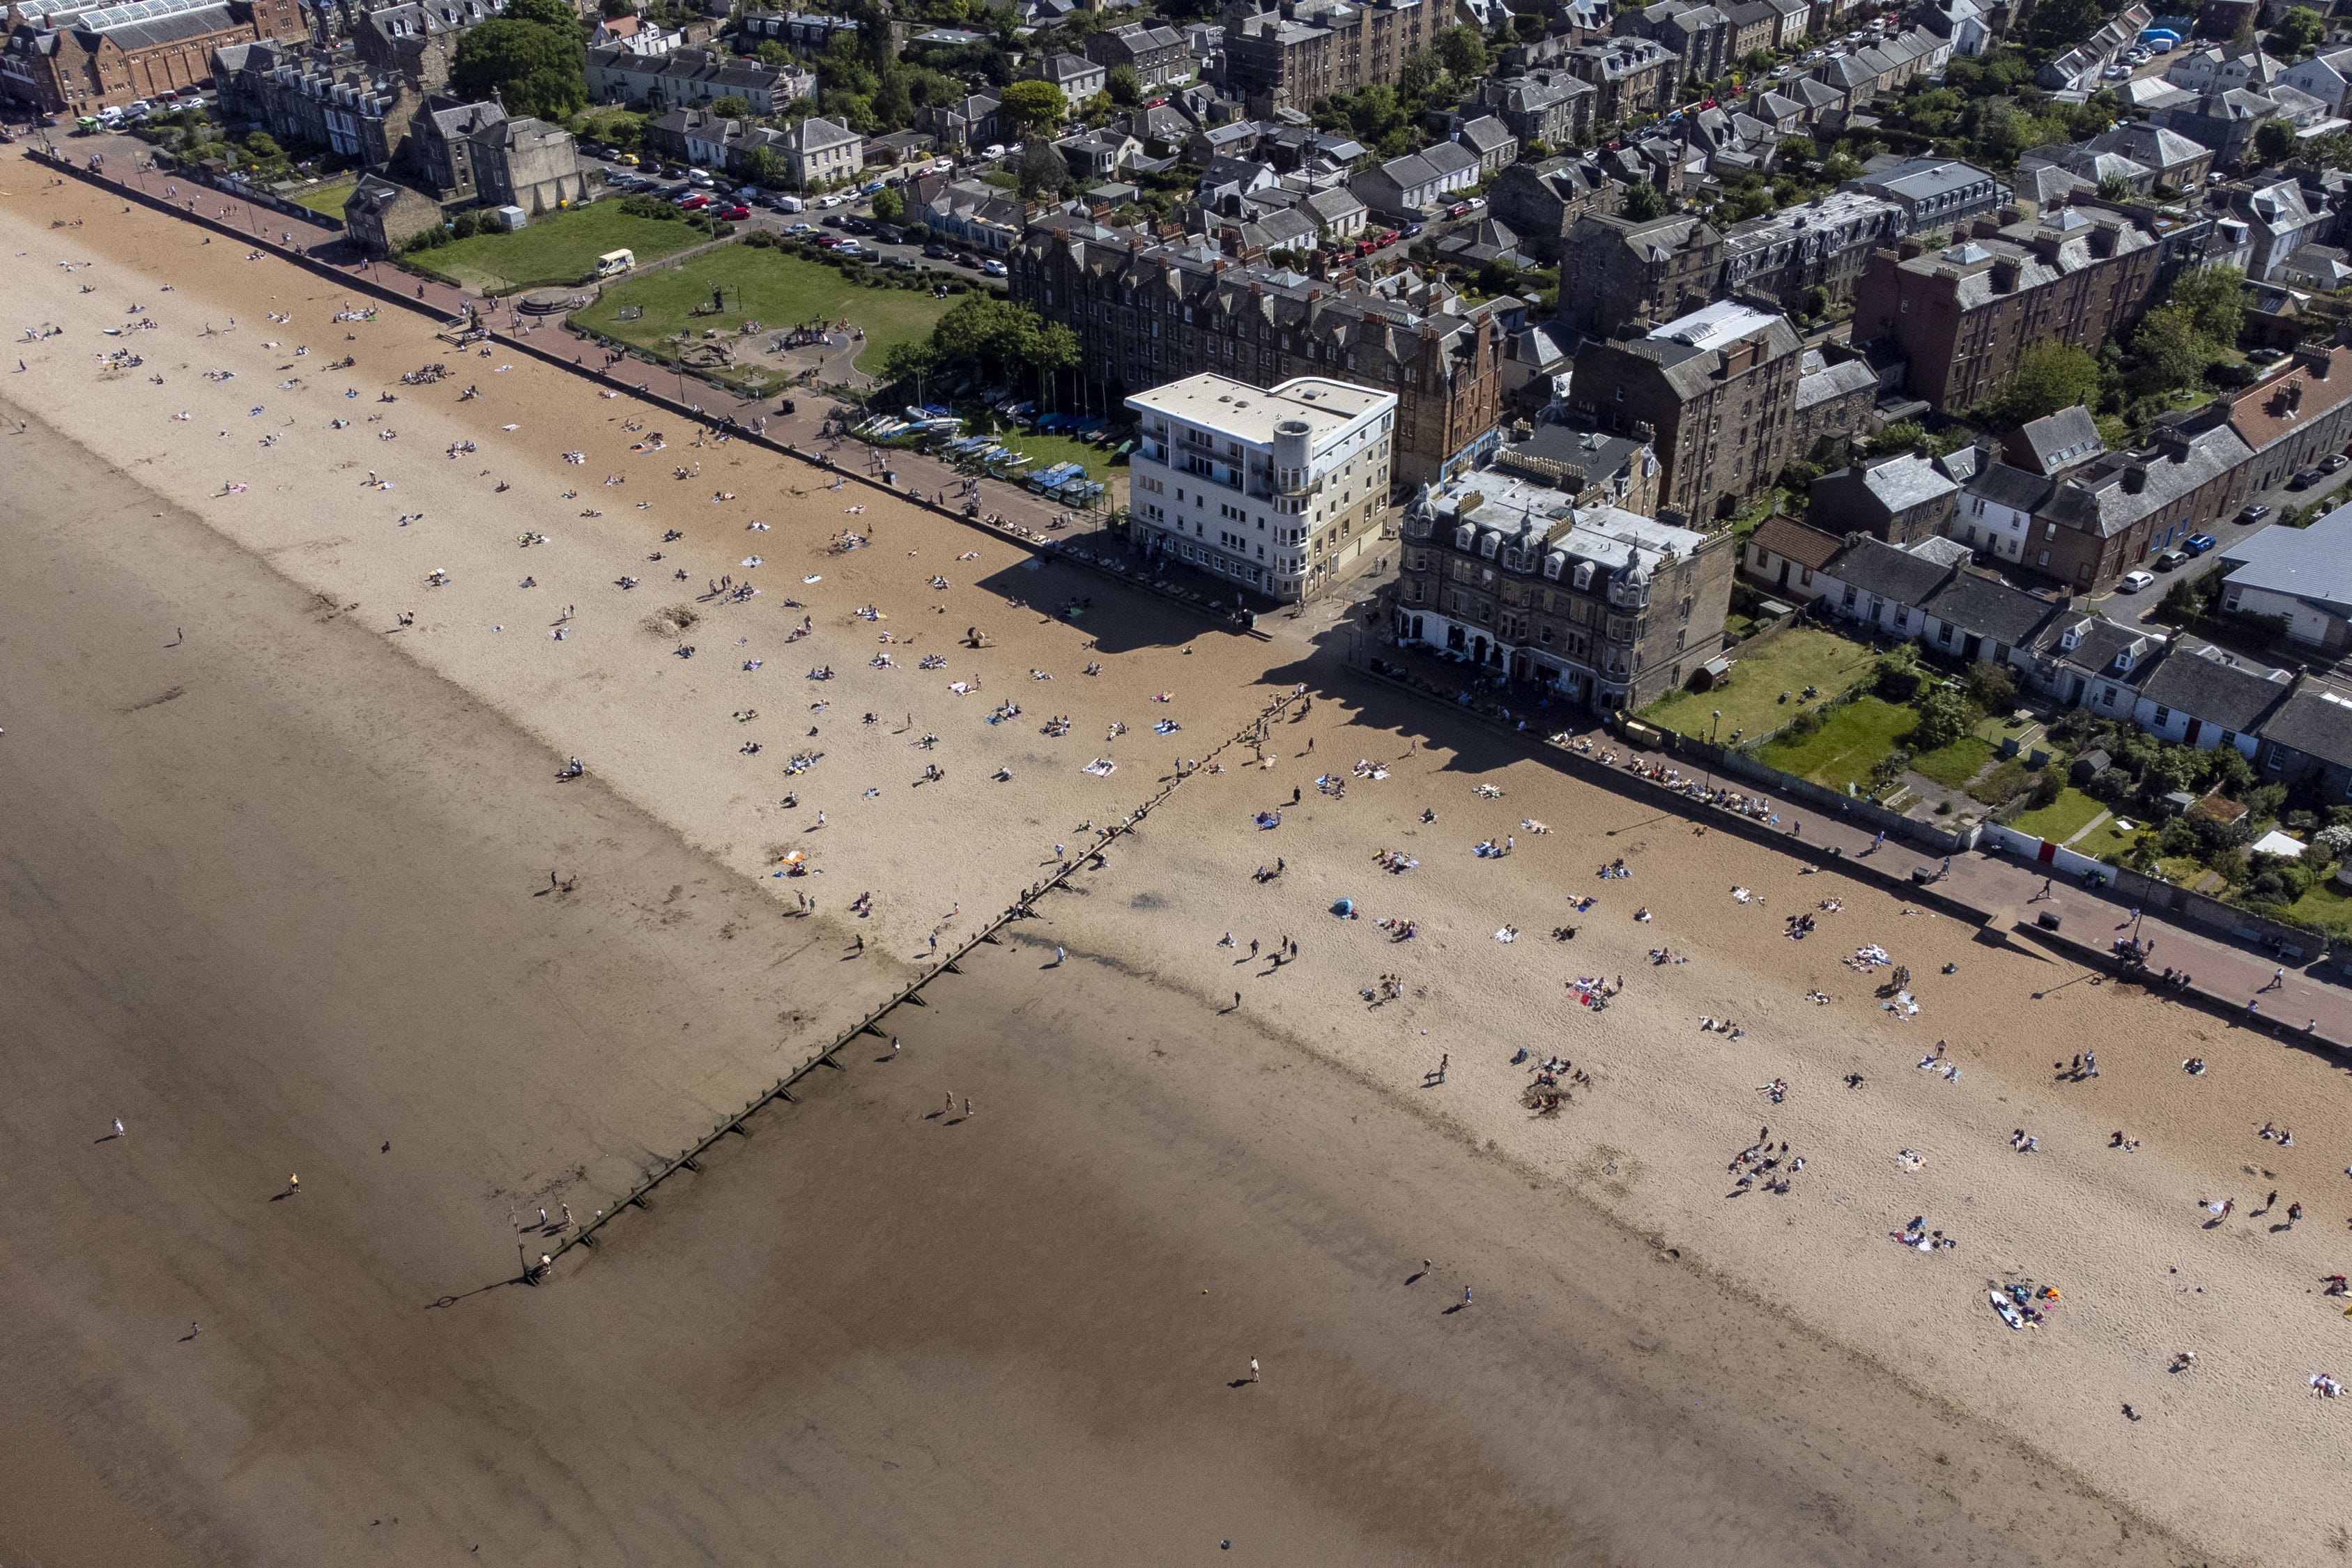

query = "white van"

[
  {"left": 774, "top": 194, "right": 804, "bottom": 213},
  {"left": 595, "top": 248, "right": 636, "bottom": 279}
]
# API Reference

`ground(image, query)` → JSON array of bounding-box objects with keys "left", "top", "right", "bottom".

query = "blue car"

[{"left": 2183, "top": 532, "right": 2218, "bottom": 555}]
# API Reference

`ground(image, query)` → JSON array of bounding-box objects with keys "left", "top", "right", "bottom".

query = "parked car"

[
  {"left": 617, "top": 152, "right": 640, "bottom": 166},
  {"left": 1445, "top": 201, "right": 1471, "bottom": 217},
  {"left": 676, "top": 192, "right": 710, "bottom": 209},
  {"left": 923, "top": 241, "right": 952, "bottom": 257},
  {"left": 2183, "top": 532, "right": 2218, "bottom": 555},
  {"left": 2326, "top": 453, "right": 2349, "bottom": 473},
  {"left": 1402, "top": 222, "right": 1422, "bottom": 237},
  {"left": 2118, "top": 569, "right": 2157, "bottom": 592},
  {"left": 1465, "top": 195, "right": 1486, "bottom": 210},
  {"left": 981, "top": 258, "right": 1008, "bottom": 277},
  {"left": 835, "top": 240, "right": 863, "bottom": 256},
  {"left": 788, "top": 222, "right": 818, "bottom": 234},
  {"left": 686, "top": 169, "right": 715, "bottom": 187},
  {"left": 2238, "top": 504, "right": 2271, "bottom": 524},
  {"left": 2155, "top": 548, "right": 2190, "bottom": 571},
  {"left": 981, "top": 142, "right": 1006, "bottom": 158},
  {"left": 2289, "top": 466, "right": 2325, "bottom": 489},
  {"left": 716, "top": 203, "right": 751, "bottom": 220}
]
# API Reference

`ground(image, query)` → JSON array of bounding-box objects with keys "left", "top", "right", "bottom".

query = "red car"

[
  {"left": 1446, "top": 201, "right": 1471, "bottom": 217},
  {"left": 677, "top": 192, "right": 710, "bottom": 209},
  {"left": 717, "top": 203, "right": 751, "bottom": 220},
  {"left": 814, "top": 233, "right": 843, "bottom": 247}
]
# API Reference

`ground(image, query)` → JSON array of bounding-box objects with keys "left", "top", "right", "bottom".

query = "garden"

[
  {"left": 2022, "top": 706, "right": 2352, "bottom": 937},
  {"left": 1638, "top": 625, "right": 1882, "bottom": 746}
]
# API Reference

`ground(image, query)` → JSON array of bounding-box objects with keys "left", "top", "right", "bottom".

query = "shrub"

[
  {"left": 2316, "top": 823, "right": 2352, "bottom": 855},
  {"left": 1874, "top": 648, "right": 1923, "bottom": 702},
  {"left": 2027, "top": 768, "right": 2064, "bottom": 809},
  {"left": 1912, "top": 685, "right": 1976, "bottom": 751},
  {"left": 1782, "top": 707, "right": 1824, "bottom": 741},
  {"left": 1962, "top": 662, "right": 2017, "bottom": 714}
]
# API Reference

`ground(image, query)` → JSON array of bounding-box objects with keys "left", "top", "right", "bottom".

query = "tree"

[
  {"left": 2269, "top": 5, "right": 2326, "bottom": 57},
  {"left": 755, "top": 38, "right": 789, "bottom": 67},
  {"left": 1106, "top": 63, "right": 1141, "bottom": 105},
  {"left": 2025, "top": 0, "right": 2101, "bottom": 51},
  {"left": 1986, "top": 341, "right": 2101, "bottom": 426},
  {"left": 505, "top": 0, "right": 579, "bottom": 30},
  {"left": 870, "top": 185, "right": 904, "bottom": 221},
  {"left": 2169, "top": 263, "right": 2245, "bottom": 347},
  {"left": 599, "top": 0, "right": 633, "bottom": 14},
  {"left": 449, "top": 18, "right": 586, "bottom": 121},
  {"left": 1398, "top": 47, "right": 1445, "bottom": 98},
  {"left": 2255, "top": 118, "right": 2298, "bottom": 166},
  {"left": 2096, "top": 172, "right": 2137, "bottom": 202},
  {"left": 1869, "top": 419, "right": 1926, "bottom": 456},
  {"left": 709, "top": 94, "right": 751, "bottom": 118},
  {"left": 1622, "top": 180, "right": 1667, "bottom": 220},
  {"left": 1014, "top": 137, "right": 1070, "bottom": 199},
  {"left": 2126, "top": 305, "right": 2224, "bottom": 399},
  {"left": 1912, "top": 686, "right": 1976, "bottom": 753},
  {"left": 741, "top": 145, "right": 785, "bottom": 187},
  {"left": 998, "top": 79, "right": 1069, "bottom": 134},
  {"left": 1436, "top": 24, "right": 1488, "bottom": 79}
]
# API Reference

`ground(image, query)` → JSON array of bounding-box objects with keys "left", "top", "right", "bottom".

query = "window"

[{"left": 2152, "top": 705, "right": 2171, "bottom": 727}]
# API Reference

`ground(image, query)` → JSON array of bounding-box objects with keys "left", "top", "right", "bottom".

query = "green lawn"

[
  {"left": 1641, "top": 624, "right": 1881, "bottom": 745},
  {"left": 1909, "top": 734, "right": 1996, "bottom": 791},
  {"left": 2008, "top": 785, "right": 2107, "bottom": 845},
  {"left": 286, "top": 180, "right": 355, "bottom": 218},
  {"left": 2280, "top": 873, "right": 2352, "bottom": 940},
  {"left": 1756, "top": 695, "right": 1919, "bottom": 793},
  {"left": 572, "top": 244, "right": 953, "bottom": 376},
  {"left": 422, "top": 201, "right": 709, "bottom": 293}
]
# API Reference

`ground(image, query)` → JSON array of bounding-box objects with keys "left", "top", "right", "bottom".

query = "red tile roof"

[{"left": 2229, "top": 343, "right": 2352, "bottom": 455}]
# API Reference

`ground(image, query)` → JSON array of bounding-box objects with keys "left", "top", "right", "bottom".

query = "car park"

[
  {"left": 2118, "top": 569, "right": 2157, "bottom": 592},
  {"left": 2183, "top": 532, "right": 2218, "bottom": 555},
  {"left": 2237, "top": 504, "right": 2270, "bottom": 524}
]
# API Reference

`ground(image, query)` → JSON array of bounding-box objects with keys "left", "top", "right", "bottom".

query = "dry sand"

[{"left": 3, "top": 161, "right": 2350, "bottom": 1565}]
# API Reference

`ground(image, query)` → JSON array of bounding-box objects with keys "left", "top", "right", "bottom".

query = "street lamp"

[{"left": 1706, "top": 708, "right": 1722, "bottom": 787}]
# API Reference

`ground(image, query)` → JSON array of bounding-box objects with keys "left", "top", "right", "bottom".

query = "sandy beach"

[{"left": 4, "top": 158, "right": 2351, "bottom": 1565}]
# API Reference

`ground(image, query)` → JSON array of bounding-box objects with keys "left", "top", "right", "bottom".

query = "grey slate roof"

[
  {"left": 2011, "top": 407, "right": 2104, "bottom": 475},
  {"left": 2138, "top": 643, "right": 2291, "bottom": 732},
  {"left": 1968, "top": 460, "right": 2054, "bottom": 513},
  {"left": 2257, "top": 682, "right": 2352, "bottom": 769},
  {"left": 1831, "top": 536, "right": 1964, "bottom": 604},
  {"left": 2222, "top": 507, "right": 2352, "bottom": 617}
]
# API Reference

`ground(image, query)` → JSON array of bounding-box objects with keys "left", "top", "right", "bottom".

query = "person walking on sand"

[
  {"left": 963, "top": 1098, "right": 972, "bottom": 1118},
  {"left": 1437, "top": 1052, "right": 1449, "bottom": 1084},
  {"left": 1463, "top": 1285, "right": 1473, "bottom": 1307},
  {"left": 944, "top": 1093, "right": 955, "bottom": 1116},
  {"left": 286, "top": 1173, "right": 300, "bottom": 1197},
  {"left": 560, "top": 1203, "right": 572, "bottom": 1229},
  {"left": 1055, "top": 945, "right": 1066, "bottom": 965},
  {"left": 1249, "top": 1358, "right": 1260, "bottom": 1384},
  {"left": 112, "top": 1117, "right": 124, "bottom": 1139}
]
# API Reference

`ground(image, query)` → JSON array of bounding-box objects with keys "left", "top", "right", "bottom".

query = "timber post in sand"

[{"left": 539, "top": 688, "right": 1307, "bottom": 1271}]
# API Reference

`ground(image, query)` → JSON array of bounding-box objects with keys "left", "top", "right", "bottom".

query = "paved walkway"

[{"left": 47, "top": 144, "right": 2346, "bottom": 1042}]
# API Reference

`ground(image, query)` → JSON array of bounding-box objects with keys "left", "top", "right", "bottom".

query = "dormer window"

[
  {"left": 1574, "top": 561, "right": 1595, "bottom": 590},
  {"left": 1479, "top": 534, "right": 1500, "bottom": 559},
  {"left": 1454, "top": 524, "right": 1475, "bottom": 549}
]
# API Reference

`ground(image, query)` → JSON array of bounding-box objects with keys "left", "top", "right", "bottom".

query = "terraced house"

[
  {"left": 1220, "top": 0, "right": 1439, "bottom": 116},
  {"left": 1567, "top": 299, "right": 1803, "bottom": 525},
  {"left": 1852, "top": 203, "right": 2162, "bottom": 413},
  {"left": 1393, "top": 461, "right": 1731, "bottom": 709},
  {"left": 1009, "top": 222, "right": 1505, "bottom": 486}
]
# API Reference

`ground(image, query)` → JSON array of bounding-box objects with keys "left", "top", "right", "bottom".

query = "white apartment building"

[{"left": 1126, "top": 372, "right": 1397, "bottom": 601}]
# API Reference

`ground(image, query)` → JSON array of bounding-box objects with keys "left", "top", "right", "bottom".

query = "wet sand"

[{"left": 1, "top": 160, "right": 2346, "bottom": 1565}]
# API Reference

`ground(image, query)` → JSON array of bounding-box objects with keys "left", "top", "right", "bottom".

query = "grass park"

[
  {"left": 2006, "top": 785, "right": 2109, "bottom": 845},
  {"left": 571, "top": 243, "right": 953, "bottom": 380},
  {"left": 416, "top": 201, "right": 709, "bottom": 293},
  {"left": 1755, "top": 694, "right": 1919, "bottom": 795}
]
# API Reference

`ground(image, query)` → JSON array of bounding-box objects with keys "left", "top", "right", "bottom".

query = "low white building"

[{"left": 1127, "top": 371, "right": 1397, "bottom": 601}]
